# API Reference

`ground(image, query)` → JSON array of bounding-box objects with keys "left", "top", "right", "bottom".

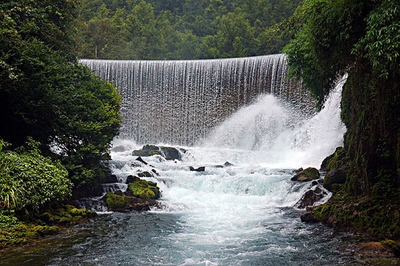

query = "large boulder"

[
  {"left": 291, "top": 167, "right": 320, "bottom": 182},
  {"left": 189, "top": 166, "right": 205, "bottom": 172},
  {"left": 323, "top": 166, "right": 347, "bottom": 191},
  {"left": 128, "top": 178, "right": 160, "bottom": 200},
  {"left": 104, "top": 192, "right": 157, "bottom": 212},
  {"left": 132, "top": 145, "right": 185, "bottom": 160}
]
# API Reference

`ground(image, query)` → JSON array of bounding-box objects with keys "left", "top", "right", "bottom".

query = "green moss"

[
  {"left": 311, "top": 190, "right": 400, "bottom": 239},
  {"left": 105, "top": 193, "right": 128, "bottom": 209},
  {"left": 0, "top": 213, "right": 60, "bottom": 249},
  {"left": 326, "top": 147, "right": 347, "bottom": 171},
  {"left": 302, "top": 167, "right": 320, "bottom": 179},
  {"left": 128, "top": 179, "right": 160, "bottom": 200},
  {"left": 37, "top": 205, "right": 96, "bottom": 225}
]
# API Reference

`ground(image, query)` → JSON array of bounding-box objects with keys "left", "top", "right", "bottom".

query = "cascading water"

[
  {"left": 80, "top": 55, "right": 316, "bottom": 145},
  {"left": 1, "top": 57, "right": 351, "bottom": 265}
]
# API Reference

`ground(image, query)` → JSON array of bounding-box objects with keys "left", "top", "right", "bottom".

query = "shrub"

[{"left": 0, "top": 139, "right": 72, "bottom": 212}]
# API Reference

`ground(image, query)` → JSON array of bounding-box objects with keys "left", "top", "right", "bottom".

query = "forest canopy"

[{"left": 76, "top": 0, "right": 302, "bottom": 59}]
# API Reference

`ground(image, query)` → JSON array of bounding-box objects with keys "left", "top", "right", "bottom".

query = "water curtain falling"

[{"left": 80, "top": 54, "right": 315, "bottom": 145}]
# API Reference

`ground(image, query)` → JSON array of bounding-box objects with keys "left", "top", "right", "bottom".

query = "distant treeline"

[{"left": 76, "top": 0, "right": 301, "bottom": 59}]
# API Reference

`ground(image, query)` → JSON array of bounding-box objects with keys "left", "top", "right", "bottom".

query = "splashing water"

[{"left": 202, "top": 75, "right": 347, "bottom": 168}]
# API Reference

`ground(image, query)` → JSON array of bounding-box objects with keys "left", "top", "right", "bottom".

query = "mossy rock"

[
  {"left": 132, "top": 145, "right": 162, "bottom": 157},
  {"left": 320, "top": 147, "right": 347, "bottom": 172},
  {"left": 105, "top": 193, "right": 128, "bottom": 209},
  {"left": 128, "top": 178, "right": 160, "bottom": 200},
  {"left": 323, "top": 166, "right": 348, "bottom": 191},
  {"left": 104, "top": 192, "right": 159, "bottom": 212},
  {"left": 291, "top": 167, "right": 320, "bottom": 182},
  {"left": 38, "top": 205, "right": 96, "bottom": 225},
  {"left": 310, "top": 190, "right": 400, "bottom": 239}
]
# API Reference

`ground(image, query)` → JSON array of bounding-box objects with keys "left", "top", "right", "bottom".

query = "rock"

[
  {"left": 224, "top": 161, "right": 234, "bottom": 167},
  {"left": 291, "top": 167, "right": 320, "bottom": 182},
  {"left": 137, "top": 171, "right": 153, "bottom": 178},
  {"left": 103, "top": 173, "right": 118, "bottom": 184},
  {"left": 160, "top": 146, "right": 182, "bottom": 160},
  {"left": 214, "top": 161, "right": 233, "bottom": 168},
  {"left": 151, "top": 169, "right": 159, "bottom": 175},
  {"left": 126, "top": 175, "right": 140, "bottom": 184},
  {"left": 300, "top": 212, "right": 319, "bottom": 223},
  {"left": 104, "top": 192, "right": 157, "bottom": 212},
  {"left": 189, "top": 166, "right": 206, "bottom": 172},
  {"left": 136, "top": 156, "right": 148, "bottom": 165},
  {"left": 132, "top": 144, "right": 161, "bottom": 157},
  {"left": 295, "top": 187, "right": 327, "bottom": 209},
  {"left": 320, "top": 147, "right": 346, "bottom": 171},
  {"left": 293, "top": 167, "right": 303, "bottom": 174},
  {"left": 323, "top": 166, "right": 347, "bottom": 191},
  {"left": 352, "top": 241, "right": 400, "bottom": 265},
  {"left": 132, "top": 145, "right": 184, "bottom": 160},
  {"left": 127, "top": 178, "right": 160, "bottom": 200}
]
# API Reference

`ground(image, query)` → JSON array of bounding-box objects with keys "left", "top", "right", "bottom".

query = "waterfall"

[{"left": 80, "top": 54, "right": 315, "bottom": 145}]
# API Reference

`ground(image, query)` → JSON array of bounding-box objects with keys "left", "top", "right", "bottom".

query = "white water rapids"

[{"left": 100, "top": 76, "right": 347, "bottom": 265}]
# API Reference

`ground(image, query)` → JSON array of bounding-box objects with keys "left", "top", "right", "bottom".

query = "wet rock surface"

[
  {"left": 295, "top": 185, "right": 328, "bottom": 209},
  {"left": 323, "top": 166, "right": 347, "bottom": 191},
  {"left": 291, "top": 167, "right": 320, "bottom": 182},
  {"left": 132, "top": 144, "right": 185, "bottom": 160},
  {"left": 189, "top": 166, "right": 206, "bottom": 172}
]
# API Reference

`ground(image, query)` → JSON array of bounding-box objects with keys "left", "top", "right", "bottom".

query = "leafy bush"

[{"left": 0, "top": 139, "right": 72, "bottom": 212}]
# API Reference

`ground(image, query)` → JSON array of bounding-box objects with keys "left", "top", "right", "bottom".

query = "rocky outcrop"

[
  {"left": 291, "top": 167, "right": 320, "bottom": 182},
  {"left": 132, "top": 144, "right": 185, "bottom": 160}
]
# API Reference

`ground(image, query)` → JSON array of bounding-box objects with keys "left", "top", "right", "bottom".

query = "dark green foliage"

[
  {"left": 76, "top": 0, "right": 302, "bottom": 59},
  {"left": 0, "top": 0, "right": 121, "bottom": 197},
  {"left": 0, "top": 139, "right": 72, "bottom": 212}
]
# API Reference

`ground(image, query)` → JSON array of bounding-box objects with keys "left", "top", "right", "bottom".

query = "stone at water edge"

[
  {"left": 300, "top": 212, "right": 319, "bottom": 223},
  {"left": 295, "top": 186, "right": 328, "bottom": 209},
  {"left": 137, "top": 171, "right": 153, "bottom": 178},
  {"left": 323, "top": 166, "right": 348, "bottom": 191},
  {"left": 189, "top": 166, "right": 206, "bottom": 172},
  {"left": 126, "top": 175, "right": 140, "bottom": 184},
  {"left": 136, "top": 156, "right": 148, "bottom": 165},
  {"left": 291, "top": 167, "right": 320, "bottom": 182}
]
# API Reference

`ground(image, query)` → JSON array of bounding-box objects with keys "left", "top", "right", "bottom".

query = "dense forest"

[{"left": 75, "top": 0, "right": 301, "bottom": 59}]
